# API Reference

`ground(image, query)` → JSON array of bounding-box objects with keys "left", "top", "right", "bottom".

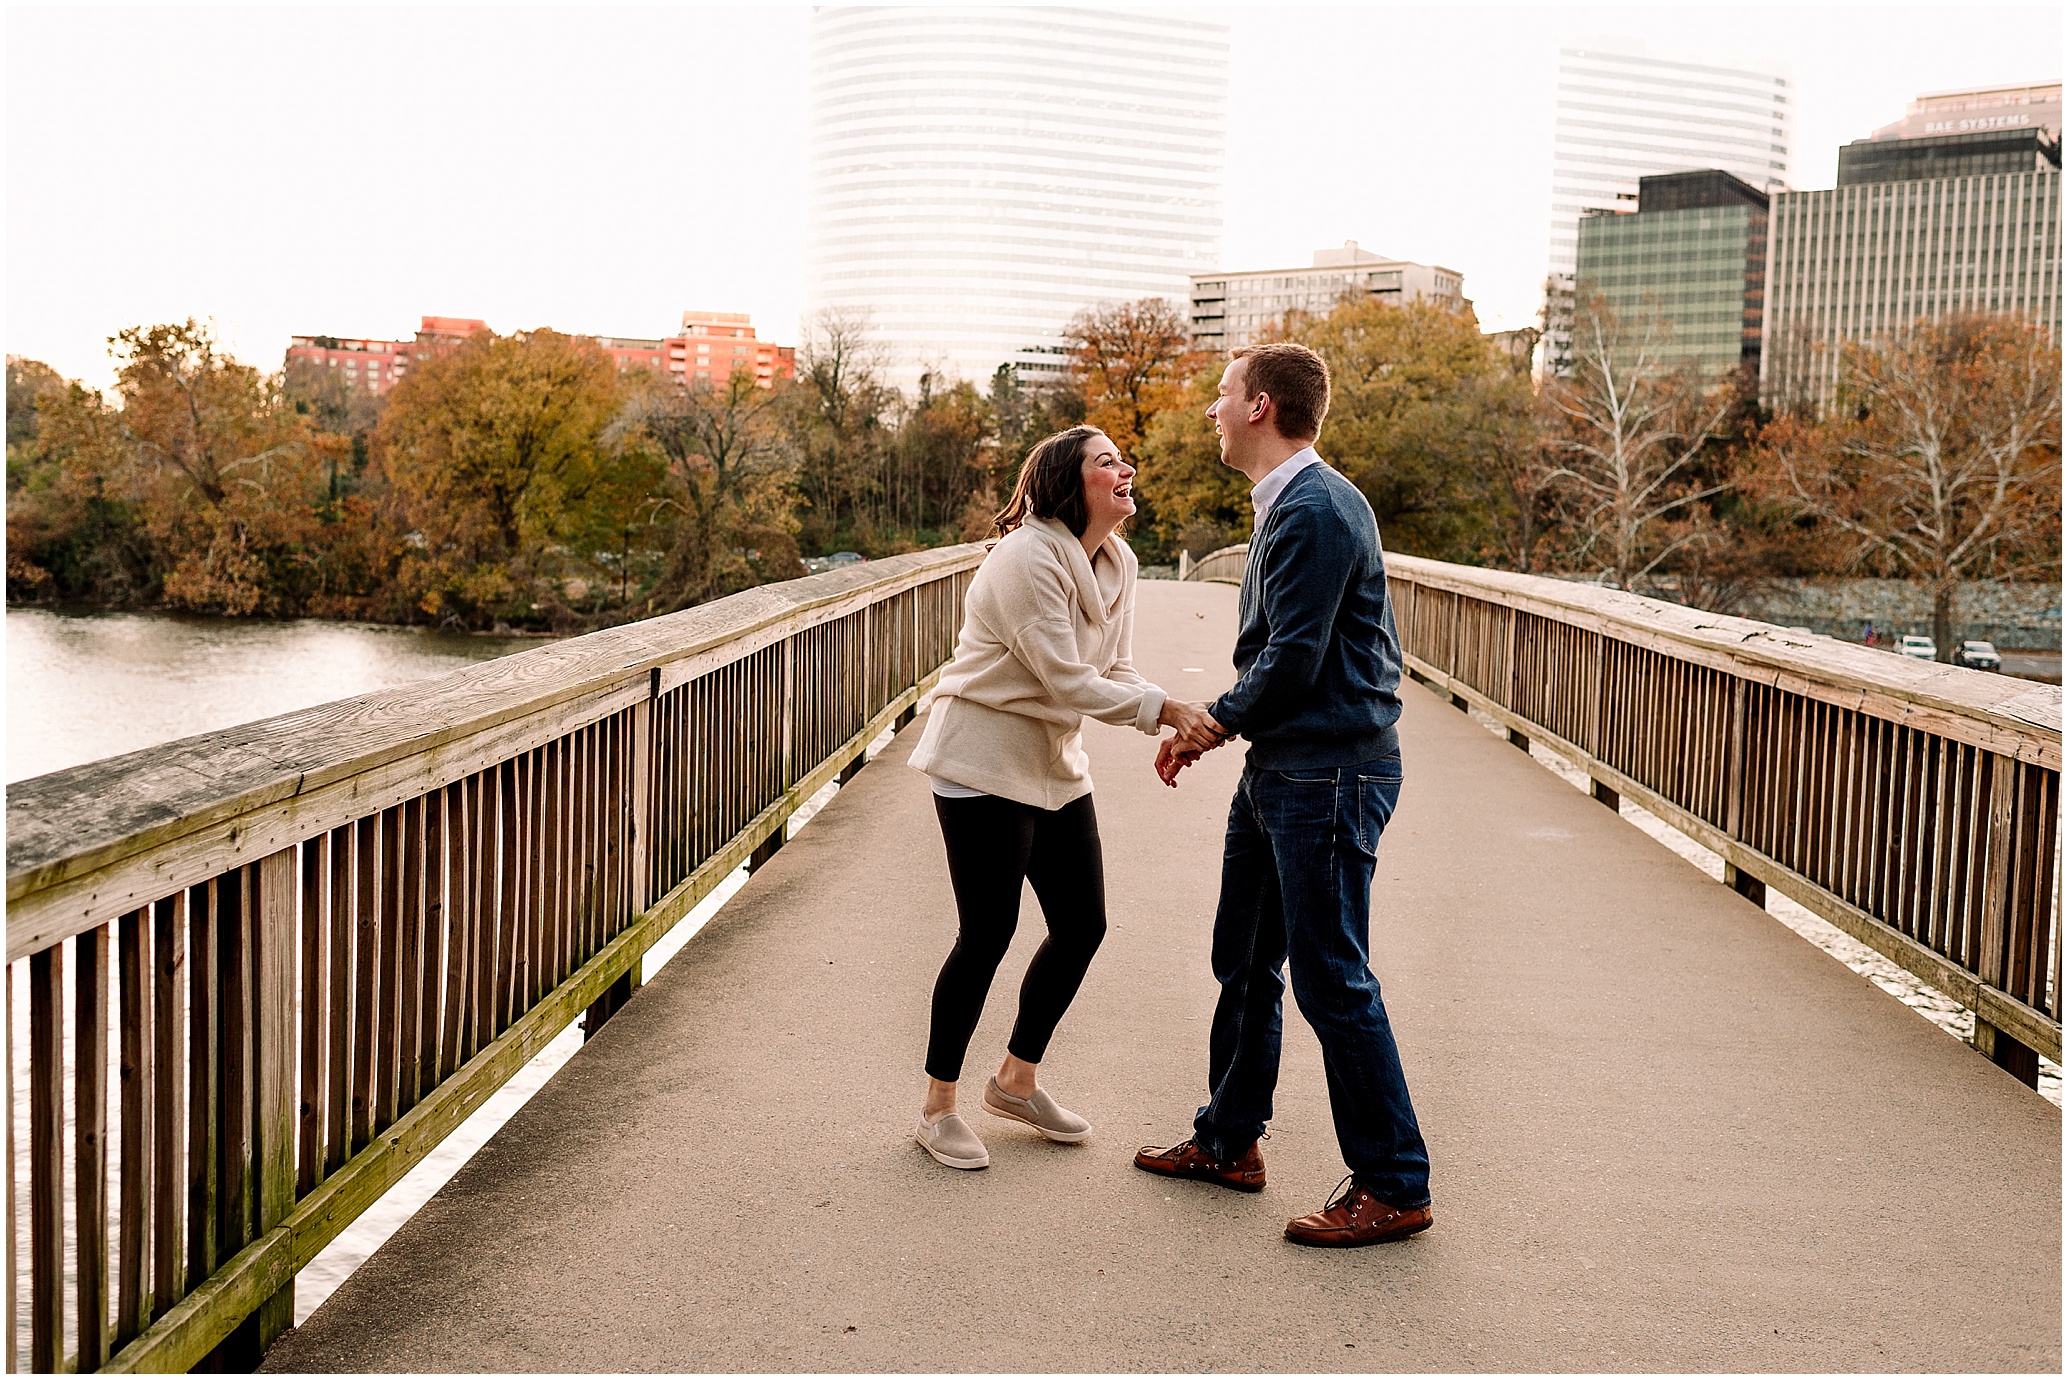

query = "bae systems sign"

[{"left": 1924, "top": 113, "right": 2042, "bottom": 134}]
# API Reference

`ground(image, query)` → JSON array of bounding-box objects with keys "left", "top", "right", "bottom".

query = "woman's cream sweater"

[{"left": 910, "top": 516, "right": 1167, "bottom": 810}]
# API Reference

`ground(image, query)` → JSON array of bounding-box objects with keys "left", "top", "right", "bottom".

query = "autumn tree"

[
  {"left": 1269, "top": 296, "right": 1536, "bottom": 564},
  {"left": 616, "top": 366, "right": 800, "bottom": 609},
  {"left": 1132, "top": 367, "right": 1250, "bottom": 560},
  {"left": 1066, "top": 297, "right": 1201, "bottom": 455},
  {"left": 377, "top": 328, "right": 643, "bottom": 627},
  {"left": 1749, "top": 315, "right": 2062, "bottom": 656},
  {"left": 1540, "top": 295, "right": 1736, "bottom": 591},
  {"left": 10, "top": 323, "right": 358, "bottom": 614}
]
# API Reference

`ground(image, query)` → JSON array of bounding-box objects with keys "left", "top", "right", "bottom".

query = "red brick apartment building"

[{"left": 285, "top": 313, "right": 794, "bottom": 393}]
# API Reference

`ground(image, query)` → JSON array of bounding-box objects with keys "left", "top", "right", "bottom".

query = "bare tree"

[
  {"left": 1541, "top": 296, "right": 1735, "bottom": 591},
  {"left": 1750, "top": 315, "right": 2062, "bottom": 657},
  {"left": 612, "top": 368, "right": 799, "bottom": 608}
]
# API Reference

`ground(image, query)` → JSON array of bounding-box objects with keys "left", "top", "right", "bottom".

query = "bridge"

[{"left": 6, "top": 548, "right": 2061, "bottom": 1372}]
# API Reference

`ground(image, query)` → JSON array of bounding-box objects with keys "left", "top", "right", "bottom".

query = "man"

[{"left": 1136, "top": 342, "right": 1432, "bottom": 1248}]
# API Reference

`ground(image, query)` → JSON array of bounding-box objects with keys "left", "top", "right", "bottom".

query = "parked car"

[
  {"left": 1896, "top": 635, "right": 1937, "bottom": 661},
  {"left": 828, "top": 551, "right": 865, "bottom": 566},
  {"left": 1954, "top": 640, "right": 2003, "bottom": 672}
]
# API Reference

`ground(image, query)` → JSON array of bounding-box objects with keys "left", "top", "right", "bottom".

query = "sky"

[{"left": 6, "top": 3, "right": 2059, "bottom": 391}]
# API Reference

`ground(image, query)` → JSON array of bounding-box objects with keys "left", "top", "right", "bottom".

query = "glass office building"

[
  {"left": 1762, "top": 89, "right": 2061, "bottom": 411},
  {"left": 1545, "top": 38, "right": 1791, "bottom": 372},
  {"left": 803, "top": 6, "right": 1228, "bottom": 393},
  {"left": 1574, "top": 170, "right": 1769, "bottom": 382}
]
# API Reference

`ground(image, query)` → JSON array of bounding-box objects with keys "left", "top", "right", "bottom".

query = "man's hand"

[
  {"left": 1158, "top": 699, "right": 1230, "bottom": 755},
  {"left": 1154, "top": 705, "right": 1232, "bottom": 787}
]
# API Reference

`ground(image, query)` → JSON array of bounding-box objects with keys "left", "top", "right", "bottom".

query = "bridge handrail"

[
  {"left": 1189, "top": 545, "right": 2060, "bottom": 1077},
  {"left": 4, "top": 545, "right": 984, "bottom": 1372},
  {"left": 1180, "top": 542, "right": 1249, "bottom": 585}
]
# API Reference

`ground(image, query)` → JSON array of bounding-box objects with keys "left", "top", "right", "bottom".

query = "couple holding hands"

[{"left": 908, "top": 342, "right": 1432, "bottom": 1249}]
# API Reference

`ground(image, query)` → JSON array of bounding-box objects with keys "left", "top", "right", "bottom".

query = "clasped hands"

[{"left": 1155, "top": 698, "right": 1230, "bottom": 788}]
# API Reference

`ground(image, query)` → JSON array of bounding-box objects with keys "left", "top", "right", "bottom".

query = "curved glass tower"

[{"left": 805, "top": 6, "right": 1228, "bottom": 392}]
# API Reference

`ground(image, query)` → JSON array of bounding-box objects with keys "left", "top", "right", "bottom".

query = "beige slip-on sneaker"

[
  {"left": 915, "top": 1112, "right": 989, "bottom": 1169},
  {"left": 983, "top": 1077, "right": 1091, "bottom": 1143}
]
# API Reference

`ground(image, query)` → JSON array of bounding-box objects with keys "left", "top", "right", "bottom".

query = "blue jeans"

[{"left": 1193, "top": 754, "right": 1431, "bottom": 1208}]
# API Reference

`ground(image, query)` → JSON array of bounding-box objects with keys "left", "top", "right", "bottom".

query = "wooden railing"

[
  {"left": 1179, "top": 543, "right": 1249, "bottom": 585},
  {"left": 4, "top": 546, "right": 983, "bottom": 1374},
  {"left": 1181, "top": 545, "right": 2061, "bottom": 1084},
  {"left": 1387, "top": 555, "right": 2062, "bottom": 1084}
]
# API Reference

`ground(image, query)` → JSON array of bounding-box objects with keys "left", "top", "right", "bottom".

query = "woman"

[{"left": 908, "top": 425, "right": 1213, "bottom": 1170}]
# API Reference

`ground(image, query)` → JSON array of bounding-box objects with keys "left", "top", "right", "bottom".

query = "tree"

[
  {"left": 1748, "top": 315, "right": 2062, "bottom": 656},
  {"left": 377, "top": 328, "right": 634, "bottom": 627},
  {"left": 1280, "top": 296, "right": 1533, "bottom": 564},
  {"left": 1540, "top": 295, "right": 1735, "bottom": 591},
  {"left": 789, "top": 309, "right": 896, "bottom": 551},
  {"left": 617, "top": 366, "right": 800, "bottom": 609},
  {"left": 7, "top": 356, "right": 65, "bottom": 454},
  {"left": 13, "top": 322, "right": 350, "bottom": 615},
  {"left": 1132, "top": 367, "right": 1250, "bottom": 560},
  {"left": 1065, "top": 297, "right": 1201, "bottom": 454}
]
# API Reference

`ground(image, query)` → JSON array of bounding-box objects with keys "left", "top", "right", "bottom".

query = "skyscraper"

[
  {"left": 1575, "top": 170, "right": 1770, "bottom": 381},
  {"left": 803, "top": 6, "right": 1228, "bottom": 392},
  {"left": 1546, "top": 38, "right": 1791, "bottom": 370},
  {"left": 1762, "top": 84, "right": 2061, "bottom": 411}
]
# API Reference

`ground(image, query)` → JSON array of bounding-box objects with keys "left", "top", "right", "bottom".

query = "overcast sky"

[{"left": 7, "top": 3, "right": 2058, "bottom": 390}]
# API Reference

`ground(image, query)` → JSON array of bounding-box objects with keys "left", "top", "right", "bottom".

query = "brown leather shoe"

[
  {"left": 1133, "top": 1137, "right": 1266, "bottom": 1192},
  {"left": 1284, "top": 1177, "right": 1432, "bottom": 1247}
]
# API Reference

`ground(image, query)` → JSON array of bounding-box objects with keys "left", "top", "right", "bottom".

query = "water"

[{"left": 7, "top": 608, "right": 545, "bottom": 783}]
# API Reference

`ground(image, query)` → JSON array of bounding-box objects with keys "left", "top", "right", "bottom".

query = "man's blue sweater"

[{"left": 1207, "top": 462, "right": 1403, "bottom": 770}]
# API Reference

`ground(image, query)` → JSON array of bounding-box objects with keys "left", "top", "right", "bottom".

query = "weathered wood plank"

[
  {"left": 255, "top": 847, "right": 298, "bottom": 1350},
  {"left": 77, "top": 922, "right": 111, "bottom": 1370},
  {"left": 30, "top": 944, "right": 64, "bottom": 1374},
  {"left": 150, "top": 892, "right": 185, "bottom": 1317},
  {"left": 299, "top": 836, "right": 327, "bottom": 1197},
  {"left": 186, "top": 882, "right": 218, "bottom": 1291},
  {"left": 117, "top": 907, "right": 153, "bottom": 1347}
]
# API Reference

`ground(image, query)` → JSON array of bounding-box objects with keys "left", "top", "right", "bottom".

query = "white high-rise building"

[
  {"left": 804, "top": 6, "right": 1228, "bottom": 393},
  {"left": 1545, "top": 37, "right": 1791, "bottom": 369}
]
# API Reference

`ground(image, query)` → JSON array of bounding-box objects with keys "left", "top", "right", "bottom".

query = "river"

[{"left": 6, "top": 608, "right": 547, "bottom": 783}]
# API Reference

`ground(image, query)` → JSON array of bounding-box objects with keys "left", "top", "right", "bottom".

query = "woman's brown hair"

[{"left": 992, "top": 425, "right": 1105, "bottom": 538}]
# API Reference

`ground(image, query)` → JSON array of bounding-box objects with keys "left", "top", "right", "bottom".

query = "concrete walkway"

[{"left": 265, "top": 581, "right": 2060, "bottom": 1373}]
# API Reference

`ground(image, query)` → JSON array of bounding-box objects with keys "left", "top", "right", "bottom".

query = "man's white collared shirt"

[{"left": 1251, "top": 447, "right": 1323, "bottom": 530}]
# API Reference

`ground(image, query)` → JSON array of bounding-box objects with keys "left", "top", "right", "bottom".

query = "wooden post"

[
  {"left": 1971, "top": 758, "right": 2038, "bottom": 1085},
  {"left": 1724, "top": 862, "right": 1767, "bottom": 907},
  {"left": 254, "top": 847, "right": 299, "bottom": 1352},
  {"left": 76, "top": 924, "right": 109, "bottom": 1371},
  {"left": 29, "top": 945, "right": 62, "bottom": 1375},
  {"left": 1973, "top": 1018, "right": 2041, "bottom": 1088},
  {"left": 587, "top": 679, "right": 654, "bottom": 1039}
]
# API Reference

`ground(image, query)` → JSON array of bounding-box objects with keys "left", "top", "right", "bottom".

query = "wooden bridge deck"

[{"left": 262, "top": 581, "right": 2060, "bottom": 1373}]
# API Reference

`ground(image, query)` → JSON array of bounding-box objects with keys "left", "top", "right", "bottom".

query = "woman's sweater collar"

[{"left": 1024, "top": 516, "right": 1124, "bottom": 625}]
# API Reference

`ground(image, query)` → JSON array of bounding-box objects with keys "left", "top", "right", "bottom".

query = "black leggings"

[{"left": 926, "top": 792, "right": 1108, "bottom": 1082}]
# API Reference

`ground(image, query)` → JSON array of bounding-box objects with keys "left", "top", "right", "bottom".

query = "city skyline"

[{"left": 6, "top": 6, "right": 2059, "bottom": 391}]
